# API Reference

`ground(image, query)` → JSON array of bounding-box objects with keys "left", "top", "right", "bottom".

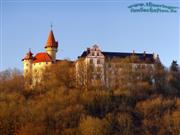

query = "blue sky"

[{"left": 0, "top": 0, "right": 180, "bottom": 71}]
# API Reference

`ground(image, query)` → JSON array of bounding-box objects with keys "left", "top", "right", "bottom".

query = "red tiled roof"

[
  {"left": 33, "top": 52, "right": 52, "bottom": 63},
  {"left": 45, "top": 30, "right": 58, "bottom": 48}
]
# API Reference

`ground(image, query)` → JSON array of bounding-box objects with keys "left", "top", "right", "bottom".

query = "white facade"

[
  {"left": 23, "top": 59, "right": 33, "bottom": 77},
  {"left": 76, "top": 44, "right": 159, "bottom": 88}
]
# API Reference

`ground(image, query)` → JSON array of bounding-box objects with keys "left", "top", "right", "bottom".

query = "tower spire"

[
  {"left": 44, "top": 29, "right": 58, "bottom": 49},
  {"left": 45, "top": 28, "right": 58, "bottom": 62},
  {"left": 50, "top": 23, "right": 53, "bottom": 30},
  {"left": 22, "top": 49, "right": 33, "bottom": 61}
]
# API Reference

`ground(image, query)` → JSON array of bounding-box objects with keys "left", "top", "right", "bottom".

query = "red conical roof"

[
  {"left": 22, "top": 50, "right": 34, "bottom": 61},
  {"left": 45, "top": 30, "right": 58, "bottom": 48}
]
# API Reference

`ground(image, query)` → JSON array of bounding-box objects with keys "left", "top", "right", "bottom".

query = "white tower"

[
  {"left": 22, "top": 49, "right": 34, "bottom": 77},
  {"left": 44, "top": 30, "right": 58, "bottom": 62}
]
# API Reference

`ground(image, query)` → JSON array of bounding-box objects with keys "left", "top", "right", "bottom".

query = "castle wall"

[
  {"left": 23, "top": 60, "right": 33, "bottom": 77},
  {"left": 32, "top": 62, "right": 52, "bottom": 84}
]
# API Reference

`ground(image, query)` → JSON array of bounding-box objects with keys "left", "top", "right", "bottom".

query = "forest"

[{"left": 0, "top": 58, "right": 179, "bottom": 135}]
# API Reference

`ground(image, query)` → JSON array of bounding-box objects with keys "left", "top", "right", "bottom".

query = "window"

[
  {"left": 97, "top": 59, "right": 101, "bottom": 64},
  {"left": 141, "top": 64, "right": 145, "bottom": 69},
  {"left": 97, "top": 67, "right": 101, "bottom": 72},
  {"left": 92, "top": 52, "right": 95, "bottom": 56},
  {"left": 96, "top": 74, "right": 101, "bottom": 79},
  {"left": 97, "top": 52, "right": 99, "bottom": 56},
  {"left": 90, "top": 59, "right": 93, "bottom": 64}
]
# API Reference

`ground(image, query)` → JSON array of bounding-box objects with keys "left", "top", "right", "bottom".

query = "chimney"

[
  {"left": 133, "top": 50, "right": 135, "bottom": 54},
  {"left": 155, "top": 54, "right": 160, "bottom": 63},
  {"left": 143, "top": 51, "right": 146, "bottom": 57},
  {"left": 153, "top": 53, "right": 157, "bottom": 59},
  {"left": 87, "top": 48, "right": 90, "bottom": 53}
]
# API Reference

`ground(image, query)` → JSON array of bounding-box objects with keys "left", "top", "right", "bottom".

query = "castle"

[
  {"left": 22, "top": 30, "right": 59, "bottom": 84},
  {"left": 76, "top": 45, "right": 159, "bottom": 88},
  {"left": 22, "top": 29, "right": 160, "bottom": 86}
]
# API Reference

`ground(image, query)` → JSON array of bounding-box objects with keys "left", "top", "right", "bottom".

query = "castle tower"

[
  {"left": 22, "top": 49, "right": 34, "bottom": 77},
  {"left": 44, "top": 30, "right": 58, "bottom": 62}
]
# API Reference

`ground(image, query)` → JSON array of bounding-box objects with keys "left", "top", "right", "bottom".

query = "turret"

[
  {"left": 22, "top": 49, "right": 34, "bottom": 77},
  {"left": 44, "top": 30, "right": 58, "bottom": 62}
]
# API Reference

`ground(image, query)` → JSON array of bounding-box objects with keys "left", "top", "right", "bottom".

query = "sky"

[{"left": 0, "top": 0, "right": 180, "bottom": 71}]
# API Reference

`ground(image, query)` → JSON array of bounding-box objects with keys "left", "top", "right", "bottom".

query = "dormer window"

[{"left": 92, "top": 52, "right": 95, "bottom": 56}]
